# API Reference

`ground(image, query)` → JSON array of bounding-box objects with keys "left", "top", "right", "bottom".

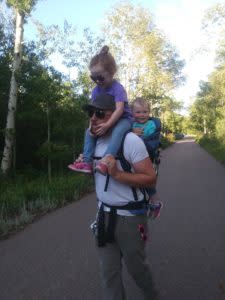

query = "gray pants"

[{"left": 96, "top": 213, "right": 158, "bottom": 300}]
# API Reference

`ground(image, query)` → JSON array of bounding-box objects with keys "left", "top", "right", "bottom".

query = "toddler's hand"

[{"left": 132, "top": 128, "right": 143, "bottom": 136}]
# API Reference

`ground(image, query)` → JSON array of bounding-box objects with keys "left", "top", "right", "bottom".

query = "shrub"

[
  {"left": 0, "top": 173, "right": 94, "bottom": 237},
  {"left": 197, "top": 135, "right": 225, "bottom": 165},
  {"left": 160, "top": 133, "right": 175, "bottom": 149}
]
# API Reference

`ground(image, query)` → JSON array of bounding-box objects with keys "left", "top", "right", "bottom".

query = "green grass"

[
  {"left": 0, "top": 173, "right": 94, "bottom": 238},
  {"left": 197, "top": 135, "right": 225, "bottom": 165}
]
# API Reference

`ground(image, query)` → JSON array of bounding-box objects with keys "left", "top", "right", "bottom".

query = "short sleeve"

[
  {"left": 123, "top": 133, "right": 149, "bottom": 164},
  {"left": 113, "top": 82, "right": 128, "bottom": 103},
  {"left": 91, "top": 87, "right": 98, "bottom": 102}
]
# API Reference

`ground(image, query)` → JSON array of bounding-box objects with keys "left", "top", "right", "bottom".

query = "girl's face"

[
  {"left": 90, "top": 64, "right": 114, "bottom": 88},
  {"left": 132, "top": 103, "right": 150, "bottom": 123}
]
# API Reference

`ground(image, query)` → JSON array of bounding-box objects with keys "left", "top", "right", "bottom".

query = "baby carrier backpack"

[
  {"left": 142, "top": 117, "right": 161, "bottom": 176},
  {"left": 143, "top": 117, "right": 161, "bottom": 159}
]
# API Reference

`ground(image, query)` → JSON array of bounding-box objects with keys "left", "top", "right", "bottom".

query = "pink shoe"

[
  {"left": 68, "top": 162, "right": 93, "bottom": 174},
  {"left": 148, "top": 202, "right": 163, "bottom": 219},
  {"left": 95, "top": 161, "right": 108, "bottom": 176}
]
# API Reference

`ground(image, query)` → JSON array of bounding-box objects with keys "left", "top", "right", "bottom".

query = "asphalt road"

[{"left": 0, "top": 137, "right": 225, "bottom": 300}]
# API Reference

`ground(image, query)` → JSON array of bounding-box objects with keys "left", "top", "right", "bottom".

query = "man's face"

[{"left": 89, "top": 108, "right": 113, "bottom": 135}]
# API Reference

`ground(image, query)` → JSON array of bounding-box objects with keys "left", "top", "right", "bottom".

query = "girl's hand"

[
  {"left": 95, "top": 123, "right": 110, "bottom": 136},
  {"left": 132, "top": 128, "right": 143, "bottom": 136}
]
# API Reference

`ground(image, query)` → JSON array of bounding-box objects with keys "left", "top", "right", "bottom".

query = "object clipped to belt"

[{"left": 91, "top": 201, "right": 147, "bottom": 247}]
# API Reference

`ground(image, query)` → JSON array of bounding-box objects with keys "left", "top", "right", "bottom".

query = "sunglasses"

[
  {"left": 88, "top": 109, "right": 106, "bottom": 119},
  {"left": 138, "top": 224, "right": 147, "bottom": 241},
  {"left": 90, "top": 74, "right": 105, "bottom": 83}
]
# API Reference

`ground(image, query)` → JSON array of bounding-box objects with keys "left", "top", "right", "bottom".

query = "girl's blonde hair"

[
  {"left": 131, "top": 97, "right": 150, "bottom": 112},
  {"left": 89, "top": 45, "right": 117, "bottom": 75}
]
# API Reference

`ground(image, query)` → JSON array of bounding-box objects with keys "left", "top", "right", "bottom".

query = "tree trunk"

[
  {"left": 1, "top": 10, "right": 24, "bottom": 174},
  {"left": 47, "top": 104, "right": 52, "bottom": 183},
  {"left": 203, "top": 118, "right": 207, "bottom": 134}
]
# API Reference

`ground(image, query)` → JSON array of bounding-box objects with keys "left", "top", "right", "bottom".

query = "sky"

[{"left": 22, "top": 0, "right": 223, "bottom": 113}]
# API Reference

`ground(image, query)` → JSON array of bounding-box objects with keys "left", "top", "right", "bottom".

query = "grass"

[
  {"left": 197, "top": 135, "right": 225, "bottom": 165},
  {"left": 0, "top": 173, "right": 94, "bottom": 238}
]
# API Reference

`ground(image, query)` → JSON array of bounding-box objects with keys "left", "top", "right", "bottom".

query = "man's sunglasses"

[
  {"left": 90, "top": 74, "right": 105, "bottom": 83},
  {"left": 88, "top": 109, "right": 106, "bottom": 119}
]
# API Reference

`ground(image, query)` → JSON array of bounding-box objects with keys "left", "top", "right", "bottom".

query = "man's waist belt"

[{"left": 97, "top": 200, "right": 147, "bottom": 247}]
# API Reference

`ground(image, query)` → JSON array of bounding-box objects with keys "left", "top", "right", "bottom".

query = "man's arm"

[{"left": 107, "top": 156, "right": 156, "bottom": 188}]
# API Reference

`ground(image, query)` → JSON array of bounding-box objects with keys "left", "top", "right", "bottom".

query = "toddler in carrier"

[{"left": 131, "top": 97, "right": 162, "bottom": 219}]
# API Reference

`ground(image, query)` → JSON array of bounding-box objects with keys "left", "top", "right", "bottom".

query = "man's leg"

[
  {"left": 115, "top": 214, "right": 158, "bottom": 300},
  {"left": 96, "top": 213, "right": 126, "bottom": 300}
]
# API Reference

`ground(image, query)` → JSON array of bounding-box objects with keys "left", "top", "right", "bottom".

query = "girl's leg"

[
  {"left": 83, "top": 128, "right": 97, "bottom": 162},
  {"left": 104, "top": 118, "right": 132, "bottom": 157},
  {"left": 68, "top": 128, "right": 96, "bottom": 173},
  {"left": 95, "top": 119, "right": 132, "bottom": 175}
]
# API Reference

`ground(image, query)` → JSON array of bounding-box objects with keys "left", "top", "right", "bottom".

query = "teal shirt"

[{"left": 133, "top": 120, "right": 156, "bottom": 138}]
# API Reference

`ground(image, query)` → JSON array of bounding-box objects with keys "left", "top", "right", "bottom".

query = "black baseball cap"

[{"left": 83, "top": 94, "right": 116, "bottom": 111}]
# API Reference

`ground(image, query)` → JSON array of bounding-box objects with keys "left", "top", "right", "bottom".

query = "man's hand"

[
  {"left": 132, "top": 127, "right": 143, "bottom": 136},
  {"left": 107, "top": 156, "right": 156, "bottom": 187},
  {"left": 105, "top": 156, "right": 119, "bottom": 177}
]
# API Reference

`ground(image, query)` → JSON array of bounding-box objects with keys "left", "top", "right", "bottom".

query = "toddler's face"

[
  {"left": 90, "top": 64, "right": 113, "bottom": 88},
  {"left": 132, "top": 103, "right": 150, "bottom": 123}
]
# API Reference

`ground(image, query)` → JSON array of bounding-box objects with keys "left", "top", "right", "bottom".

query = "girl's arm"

[
  {"left": 106, "top": 101, "right": 124, "bottom": 127},
  {"left": 95, "top": 101, "right": 124, "bottom": 136}
]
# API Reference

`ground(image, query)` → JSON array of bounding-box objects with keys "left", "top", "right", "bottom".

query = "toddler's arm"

[{"left": 132, "top": 127, "right": 143, "bottom": 136}]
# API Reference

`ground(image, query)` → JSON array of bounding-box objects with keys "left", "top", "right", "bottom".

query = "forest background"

[{"left": 0, "top": 0, "right": 225, "bottom": 236}]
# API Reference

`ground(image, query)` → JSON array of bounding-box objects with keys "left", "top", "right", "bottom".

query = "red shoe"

[
  {"left": 68, "top": 162, "right": 93, "bottom": 174},
  {"left": 95, "top": 161, "right": 108, "bottom": 176}
]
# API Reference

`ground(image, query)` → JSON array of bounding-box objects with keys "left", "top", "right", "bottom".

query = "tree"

[
  {"left": 12, "top": 42, "right": 87, "bottom": 176},
  {"left": 0, "top": 7, "right": 14, "bottom": 150},
  {"left": 1, "top": 0, "right": 38, "bottom": 175},
  {"left": 201, "top": 3, "right": 225, "bottom": 62},
  {"left": 189, "top": 80, "right": 221, "bottom": 135},
  {"left": 101, "top": 1, "right": 185, "bottom": 106}
]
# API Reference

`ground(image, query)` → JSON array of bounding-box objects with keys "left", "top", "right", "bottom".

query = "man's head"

[{"left": 83, "top": 94, "right": 115, "bottom": 136}]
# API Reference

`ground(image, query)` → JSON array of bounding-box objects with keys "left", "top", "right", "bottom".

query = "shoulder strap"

[
  {"left": 149, "top": 117, "right": 161, "bottom": 132},
  {"left": 117, "top": 131, "right": 139, "bottom": 201}
]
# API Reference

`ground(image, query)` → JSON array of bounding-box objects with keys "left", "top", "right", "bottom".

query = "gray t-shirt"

[{"left": 94, "top": 132, "right": 149, "bottom": 216}]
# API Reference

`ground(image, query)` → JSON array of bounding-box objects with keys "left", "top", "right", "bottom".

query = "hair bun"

[{"left": 100, "top": 45, "right": 109, "bottom": 55}]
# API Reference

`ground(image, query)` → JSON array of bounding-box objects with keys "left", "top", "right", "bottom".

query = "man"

[{"left": 82, "top": 94, "right": 158, "bottom": 300}]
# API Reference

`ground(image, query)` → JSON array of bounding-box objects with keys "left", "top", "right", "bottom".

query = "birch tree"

[{"left": 1, "top": 0, "right": 37, "bottom": 174}]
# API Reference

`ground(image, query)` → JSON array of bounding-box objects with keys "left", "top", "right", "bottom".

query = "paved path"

[{"left": 0, "top": 137, "right": 225, "bottom": 300}]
